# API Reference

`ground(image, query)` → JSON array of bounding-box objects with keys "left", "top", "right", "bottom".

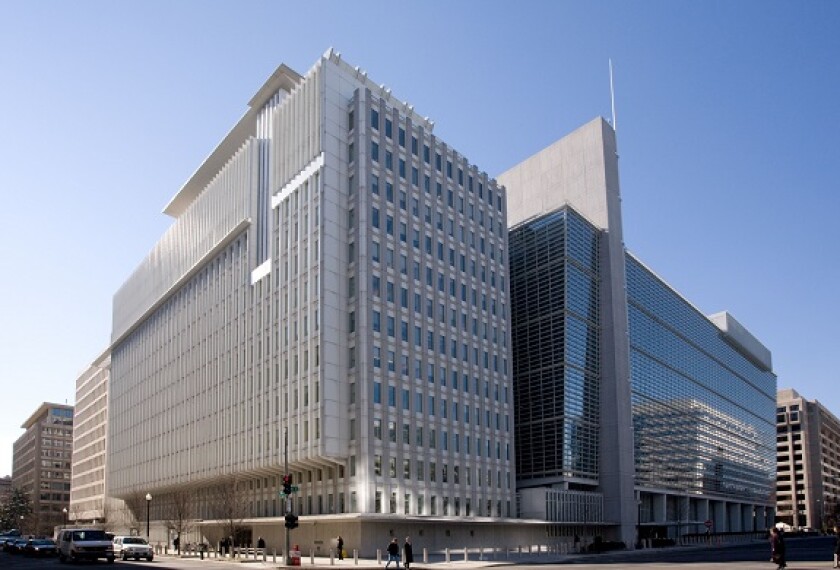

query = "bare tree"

[
  {"left": 122, "top": 489, "right": 151, "bottom": 528},
  {"left": 203, "top": 524, "right": 224, "bottom": 553},
  {"left": 210, "top": 478, "right": 250, "bottom": 548},
  {"left": 163, "top": 488, "right": 195, "bottom": 553}
]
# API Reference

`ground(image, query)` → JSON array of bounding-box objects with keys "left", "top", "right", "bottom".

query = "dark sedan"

[
  {"left": 24, "top": 538, "right": 57, "bottom": 556},
  {"left": 8, "top": 538, "right": 29, "bottom": 553}
]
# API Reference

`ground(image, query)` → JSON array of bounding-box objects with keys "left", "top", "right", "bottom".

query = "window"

[{"left": 371, "top": 108, "right": 379, "bottom": 130}]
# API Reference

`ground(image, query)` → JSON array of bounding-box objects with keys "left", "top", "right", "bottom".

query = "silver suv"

[
  {"left": 57, "top": 528, "right": 115, "bottom": 563},
  {"left": 113, "top": 536, "right": 154, "bottom": 561}
]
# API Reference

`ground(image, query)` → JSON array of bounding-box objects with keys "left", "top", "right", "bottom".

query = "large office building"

[
  {"left": 12, "top": 402, "right": 74, "bottom": 536},
  {"left": 69, "top": 352, "right": 111, "bottom": 525},
  {"left": 500, "top": 118, "right": 777, "bottom": 545},
  {"left": 776, "top": 388, "right": 840, "bottom": 530},
  {"left": 106, "top": 49, "right": 515, "bottom": 552}
]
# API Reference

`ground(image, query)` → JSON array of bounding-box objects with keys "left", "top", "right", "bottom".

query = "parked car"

[
  {"left": 9, "top": 538, "right": 29, "bottom": 553},
  {"left": 112, "top": 536, "right": 154, "bottom": 561},
  {"left": 24, "top": 538, "right": 57, "bottom": 556},
  {"left": 56, "top": 528, "right": 115, "bottom": 563}
]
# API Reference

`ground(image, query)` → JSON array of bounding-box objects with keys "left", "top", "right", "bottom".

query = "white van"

[
  {"left": 57, "top": 528, "right": 115, "bottom": 563},
  {"left": 112, "top": 535, "right": 154, "bottom": 561}
]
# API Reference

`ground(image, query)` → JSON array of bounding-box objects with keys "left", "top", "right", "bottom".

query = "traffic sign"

[{"left": 704, "top": 519, "right": 713, "bottom": 528}]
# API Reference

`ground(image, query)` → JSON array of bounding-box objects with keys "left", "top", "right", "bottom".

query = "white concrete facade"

[
  {"left": 105, "top": 49, "right": 514, "bottom": 554},
  {"left": 69, "top": 352, "right": 110, "bottom": 524}
]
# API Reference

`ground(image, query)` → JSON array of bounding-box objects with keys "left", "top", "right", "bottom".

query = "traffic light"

[
  {"left": 282, "top": 474, "right": 292, "bottom": 495},
  {"left": 284, "top": 513, "right": 299, "bottom": 529}
]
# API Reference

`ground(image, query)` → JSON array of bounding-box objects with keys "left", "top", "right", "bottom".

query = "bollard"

[
  {"left": 377, "top": 548, "right": 382, "bottom": 565},
  {"left": 445, "top": 547, "right": 450, "bottom": 563},
  {"left": 310, "top": 549, "right": 314, "bottom": 565},
  {"left": 479, "top": 547, "right": 484, "bottom": 561},
  {"left": 330, "top": 547, "right": 335, "bottom": 565},
  {"left": 423, "top": 547, "right": 428, "bottom": 563},
  {"left": 354, "top": 548, "right": 359, "bottom": 565},
  {"left": 464, "top": 547, "right": 468, "bottom": 562},
  {"left": 273, "top": 549, "right": 276, "bottom": 563}
]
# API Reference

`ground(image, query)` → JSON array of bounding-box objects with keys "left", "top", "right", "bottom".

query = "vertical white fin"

[{"left": 609, "top": 59, "right": 617, "bottom": 132}]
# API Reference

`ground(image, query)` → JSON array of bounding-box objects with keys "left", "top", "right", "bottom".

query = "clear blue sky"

[{"left": 1, "top": 1, "right": 838, "bottom": 477}]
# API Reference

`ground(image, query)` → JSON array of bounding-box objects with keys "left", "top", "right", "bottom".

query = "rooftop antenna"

[{"left": 609, "top": 59, "right": 617, "bottom": 132}]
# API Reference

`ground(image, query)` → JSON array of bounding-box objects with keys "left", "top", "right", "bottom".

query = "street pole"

[
  {"left": 285, "top": 427, "right": 290, "bottom": 566},
  {"left": 145, "top": 493, "right": 152, "bottom": 539}
]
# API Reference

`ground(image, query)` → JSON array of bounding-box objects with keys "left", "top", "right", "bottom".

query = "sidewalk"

[
  {"left": 153, "top": 548, "right": 554, "bottom": 569},
  {"left": 149, "top": 538, "right": 784, "bottom": 569}
]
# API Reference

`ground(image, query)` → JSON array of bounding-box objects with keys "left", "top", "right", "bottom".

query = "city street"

[{"left": 1, "top": 536, "right": 837, "bottom": 570}]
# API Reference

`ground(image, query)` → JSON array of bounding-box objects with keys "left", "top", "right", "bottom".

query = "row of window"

[
  {"left": 370, "top": 275, "right": 504, "bottom": 327},
  {"left": 366, "top": 422, "right": 510, "bottom": 460},
  {"left": 367, "top": 168, "right": 504, "bottom": 240},
  {"left": 368, "top": 456, "right": 510, "bottom": 487},
  {"left": 362, "top": 107, "right": 503, "bottom": 214},
  {"left": 370, "top": 321, "right": 505, "bottom": 371},
  {"left": 369, "top": 204, "right": 503, "bottom": 273}
]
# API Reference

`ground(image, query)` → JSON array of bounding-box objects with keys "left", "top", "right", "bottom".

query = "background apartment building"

[
  {"left": 105, "top": 50, "right": 516, "bottom": 554},
  {"left": 12, "top": 402, "right": 74, "bottom": 536},
  {"left": 776, "top": 388, "right": 840, "bottom": 530},
  {"left": 501, "top": 119, "right": 776, "bottom": 545}
]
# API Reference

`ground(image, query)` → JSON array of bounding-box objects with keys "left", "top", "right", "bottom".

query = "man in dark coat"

[
  {"left": 403, "top": 537, "right": 414, "bottom": 570},
  {"left": 833, "top": 525, "right": 840, "bottom": 568},
  {"left": 385, "top": 537, "right": 400, "bottom": 569},
  {"left": 770, "top": 527, "right": 786, "bottom": 570}
]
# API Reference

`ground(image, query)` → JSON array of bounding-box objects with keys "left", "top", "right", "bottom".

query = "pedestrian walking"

[
  {"left": 403, "top": 537, "right": 413, "bottom": 570},
  {"left": 833, "top": 525, "right": 840, "bottom": 568},
  {"left": 770, "top": 527, "right": 786, "bottom": 570},
  {"left": 337, "top": 535, "right": 344, "bottom": 560},
  {"left": 385, "top": 537, "right": 400, "bottom": 569}
]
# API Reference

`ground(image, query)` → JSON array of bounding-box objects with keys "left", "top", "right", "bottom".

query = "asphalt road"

[{"left": 555, "top": 535, "right": 835, "bottom": 565}]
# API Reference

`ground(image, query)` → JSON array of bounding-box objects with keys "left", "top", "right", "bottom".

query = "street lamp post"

[
  {"left": 62, "top": 507, "right": 68, "bottom": 529},
  {"left": 145, "top": 493, "right": 152, "bottom": 540}
]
